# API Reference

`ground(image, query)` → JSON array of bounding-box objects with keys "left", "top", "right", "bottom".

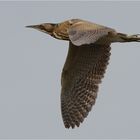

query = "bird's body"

[{"left": 26, "top": 19, "right": 140, "bottom": 128}]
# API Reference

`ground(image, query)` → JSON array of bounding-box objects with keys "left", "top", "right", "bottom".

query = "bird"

[{"left": 26, "top": 19, "right": 140, "bottom": 129}]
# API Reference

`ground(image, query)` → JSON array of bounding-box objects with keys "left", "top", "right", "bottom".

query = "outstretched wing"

[
  {"left": 68, "top": 20, "right": 115, "bottom": 46},
  {"left": 61, "top": 42, "right": 111, "bottom": 128}
]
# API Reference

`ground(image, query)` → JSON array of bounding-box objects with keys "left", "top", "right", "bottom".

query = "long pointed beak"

[{"left": 25, "top": 25, "right": 41, "bottom": 29}]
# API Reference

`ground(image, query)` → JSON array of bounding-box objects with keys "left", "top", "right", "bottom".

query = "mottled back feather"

[
  {"left": 68, "top": 20, "right": 115, "bottom": 46},
  {"left": 61, "top": 42, "right": 111, "bottom": 128}
]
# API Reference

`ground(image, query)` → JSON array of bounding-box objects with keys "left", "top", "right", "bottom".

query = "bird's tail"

[{"left": 117, "top": 33, "right": 140, "bottom": 42}]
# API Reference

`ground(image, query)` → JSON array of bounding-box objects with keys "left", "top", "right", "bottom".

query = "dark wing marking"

[{"left": 61, "top": 42, "right": 111, "bottom": 128}]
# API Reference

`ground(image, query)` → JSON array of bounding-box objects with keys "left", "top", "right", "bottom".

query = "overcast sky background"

[{"left": 0, "top": 1, "right": 140, "bottom": 139}]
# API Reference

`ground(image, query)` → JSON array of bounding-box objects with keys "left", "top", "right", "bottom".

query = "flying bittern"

[{"left": 26, "top": 19, "right": 140, "bottom": 129}]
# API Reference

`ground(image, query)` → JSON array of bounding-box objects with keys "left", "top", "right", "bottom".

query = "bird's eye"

[
  {"left": 68, "top": 20, "right": 73, "bottom": 26},
  {"left": 39, "top": 25, "right": 46, "bottom": 31}
]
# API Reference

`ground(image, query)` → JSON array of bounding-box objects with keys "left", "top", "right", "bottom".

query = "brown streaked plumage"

[{"left": 26, "top": 19, "right": 140, "bottom": 129}]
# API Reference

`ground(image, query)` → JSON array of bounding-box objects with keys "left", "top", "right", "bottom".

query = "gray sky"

[{"left": 0, "top": 1, "right": 140, "bottom": 139}]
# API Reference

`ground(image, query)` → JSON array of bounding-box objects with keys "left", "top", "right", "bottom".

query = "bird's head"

[
  {"left": 26, "top": 23, "right": 56, "bottom": 36},
  {"left": 26, "top": 19, "right": 80, "bottom": 40}
]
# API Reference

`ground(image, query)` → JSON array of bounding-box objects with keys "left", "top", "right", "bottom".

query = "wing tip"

[
  {"left": 64, "top": 122, "right": 80, "bottom": 129},
  {"left": 63, "top": 110, "right": 91, "bottom": 129}
]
